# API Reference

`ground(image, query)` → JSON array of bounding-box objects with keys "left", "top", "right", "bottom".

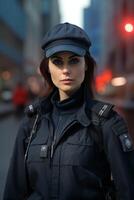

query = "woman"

[{"left": 3, "top": 22, "right": 134, "bottom": 200}]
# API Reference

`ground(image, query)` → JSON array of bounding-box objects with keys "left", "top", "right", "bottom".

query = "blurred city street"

[
  {"left": 0, "top": 103, "right": 14, "bottom": 117},
  {"left": 0, "top": 0, "right": 134, "bottom": 199},
  {"left": 0, "top": 113, "right": 20, "bottom": 200}
]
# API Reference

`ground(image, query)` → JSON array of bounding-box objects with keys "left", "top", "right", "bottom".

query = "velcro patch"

[
  {"left": 119, "top": 134, "right": 134, "bottom": 152},
  {"left": 112, "top": 119, "right": 134, "bottom": 152}
]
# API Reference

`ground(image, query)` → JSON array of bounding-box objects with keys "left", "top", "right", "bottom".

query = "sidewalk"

[{"left": 0, "top": 102, "right": 15, "bottom": 118}]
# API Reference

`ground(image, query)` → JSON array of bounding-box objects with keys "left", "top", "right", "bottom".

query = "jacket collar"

[
  {"left": 39, "top": 86, "right": 94, "bottom": 127},
  {"left": 75, "top": 84, "right": 94, "bottom": 127},
  {"left": 75, "top": 102, "right": 91, "bottom": 127}
]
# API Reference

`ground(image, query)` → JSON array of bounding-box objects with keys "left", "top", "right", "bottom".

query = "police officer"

[{"left": 3, "top": 22, "right": 134, "bottom": 200}]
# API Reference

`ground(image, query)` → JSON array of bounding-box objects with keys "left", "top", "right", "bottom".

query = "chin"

[{"left": 62, "top": 86, "right": 78, "bottom": 94}]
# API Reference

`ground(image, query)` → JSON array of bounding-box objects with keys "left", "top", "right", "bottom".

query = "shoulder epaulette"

[
  {"left": 91, "top": 100, "right": 114, "bottom": 118},
  {"left": 24, "top": 98, "right": 41, "bottom": 118}
]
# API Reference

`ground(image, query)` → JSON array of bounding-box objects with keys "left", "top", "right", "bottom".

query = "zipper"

[
  {"left": 24, "top": 113, "right": 40, "bottom": 163},
  {"left": 50, "top": 120, "right": 78, "bottom": 158},
  {"left": 50, "top": 115, "right": 62, "bottom": 159},
  {"left": 51, "top": 133, "right": 57, "bottom": 158}
]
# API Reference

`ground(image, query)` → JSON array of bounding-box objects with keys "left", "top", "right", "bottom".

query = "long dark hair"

[{"left": 39, "top": 53, "right": 96, "bottom": 98}]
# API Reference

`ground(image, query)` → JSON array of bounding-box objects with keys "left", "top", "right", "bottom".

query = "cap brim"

[{"left": 45, "top": 44, "right": 86, "bottom": 58}]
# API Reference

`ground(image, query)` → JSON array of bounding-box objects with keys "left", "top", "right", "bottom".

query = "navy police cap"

[{"left": 41, "top": 22, "right": 91, "bottom": 57}]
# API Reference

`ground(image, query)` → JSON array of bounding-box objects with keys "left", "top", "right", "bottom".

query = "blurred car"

[{"left": 0, "top": 88, "right": 13, "bottom": 102}]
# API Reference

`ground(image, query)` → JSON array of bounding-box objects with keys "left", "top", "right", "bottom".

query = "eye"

[
  {"left": 69, "top": 58, "right": 80, "bottom": 65},
  {"left": 52, "top": 59, "right": 63, "bottom": 66}
]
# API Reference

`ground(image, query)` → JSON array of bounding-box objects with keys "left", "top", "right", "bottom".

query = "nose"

[{"left": 62, "top": 65, "right": 71, "bottom": 75}]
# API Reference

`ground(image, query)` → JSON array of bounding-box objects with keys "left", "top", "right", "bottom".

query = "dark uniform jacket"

[{"left": 3, "top": 88, "right": 134, "bottom": 200}]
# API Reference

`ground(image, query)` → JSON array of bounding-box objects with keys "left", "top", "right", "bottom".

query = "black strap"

[
  {"left": 90, "top": 101, "right": 116, "bottom": 200},
  {"left": 90, "top": 100, "right": 114, "bottom": 151},
  {"left": 24, "top": 113, "right": 40, "bottom": 163}
]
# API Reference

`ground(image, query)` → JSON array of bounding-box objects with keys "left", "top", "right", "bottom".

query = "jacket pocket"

[{"left": 61, "top": 141, "right": 95, "bottom": 166}]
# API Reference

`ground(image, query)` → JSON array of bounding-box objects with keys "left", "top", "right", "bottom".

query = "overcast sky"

[{"left": 58, "top": 0, "right": 91, "bottom": 28}]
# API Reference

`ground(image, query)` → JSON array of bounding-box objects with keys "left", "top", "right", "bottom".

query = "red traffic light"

[
  {"left": 120, "top": 19, "right": 134, "bottom": 38},
  {"left": 124, "top": 23, "right": 134, "bottom": 32}
]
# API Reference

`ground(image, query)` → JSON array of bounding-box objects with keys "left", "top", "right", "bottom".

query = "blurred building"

[
  {"left": 0, "top": 0, "right": 60, "bottom": 100},
  {"left": 84, "top": 0, "right": 102, "bottom": 68},
  {"left": 23, "top": 0, "right": 60, "bottom": 76},
  {"left": 0, "top": 0, "right": 26, "bottom": 91},
  {"left": 42, "top": 0, "right": 61, "bottom": 30},
  {"left": 100, "top": 0, "right": 134, "bottom": 138},
  {"left": 84, "top": 0, "right": 134, "bottom": 139},
  {"left": 107, "top": 0, "right": 134, "bottom": 138},
  {"left": 23, "top": 0, "right": 60, "bottom": 97},
  {"left": 99, "top": 0, "right": 134, "bottom": 77},
  {"left": 23, "top": 0, "right": 42, "bottom": 75}
]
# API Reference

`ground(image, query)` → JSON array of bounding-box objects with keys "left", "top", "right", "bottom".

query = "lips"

[
  {"left": 61, "top": 78, "right": 73, "bottom": 81},
  {"left": 60, "top": 78, "right": 74, "bottom": 84}
]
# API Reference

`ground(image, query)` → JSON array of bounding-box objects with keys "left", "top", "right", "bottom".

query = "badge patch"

[
  {"left": 112, "top": 117, "right": 134, "bottom": 152},
  {"left": 119, "top": 134, "right": 134, "bottom": 152}
]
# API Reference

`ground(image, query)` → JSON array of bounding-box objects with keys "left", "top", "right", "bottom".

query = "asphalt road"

[{"left": 0, "top": 114, "right": 21, "bottom": 200}]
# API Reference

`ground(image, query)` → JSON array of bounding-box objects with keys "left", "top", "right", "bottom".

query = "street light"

[
  {"left": 124, "top": 23, "right": 134, "bottom": 33},
  {"left": 111, "top": 77, "right": 127, "bottom": 87}
]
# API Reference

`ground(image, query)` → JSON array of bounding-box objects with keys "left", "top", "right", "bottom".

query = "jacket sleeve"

[
  {"left": 3, "top": 117, "right": 31, "bottom": 200},
  {"left": 102, "top": 113, "right": 134, "bottom": 200}
]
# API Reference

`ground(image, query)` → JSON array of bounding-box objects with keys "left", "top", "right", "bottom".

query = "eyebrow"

[{"left": 50, "top": 54, "right": 80, "bottom": 59}]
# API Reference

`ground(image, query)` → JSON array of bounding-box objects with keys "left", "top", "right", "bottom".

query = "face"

[{"left": 48, "top": 52, "right": 86, "bottom": 101}]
